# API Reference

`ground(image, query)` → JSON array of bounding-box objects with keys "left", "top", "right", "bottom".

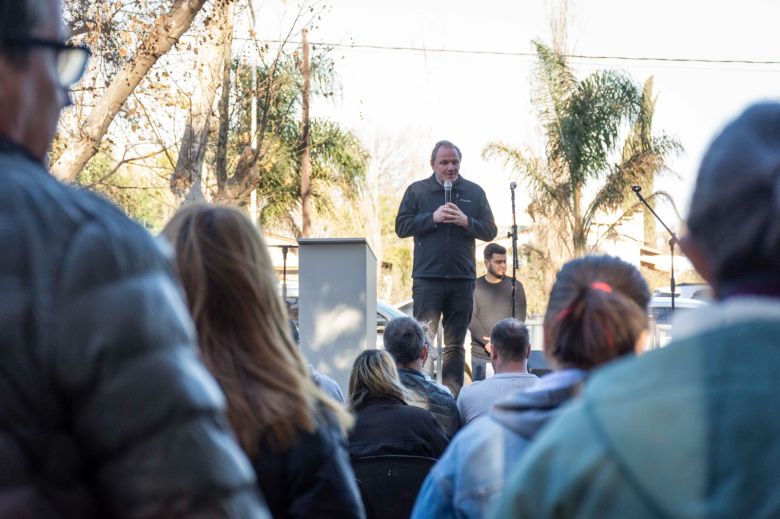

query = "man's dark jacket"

[
  {"left": 0, "top": 143, "right": 268, "bottom": 518},
  {"left": 398, "top": 368, "right": 460, "bottom": 438},
  {"left": 395, "top": 174, "right": 497, "bottom": 279}
]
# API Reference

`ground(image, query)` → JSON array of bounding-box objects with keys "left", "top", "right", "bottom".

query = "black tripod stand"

[{"left": 631, "top": 185, "right": 678, "bottom": 311}]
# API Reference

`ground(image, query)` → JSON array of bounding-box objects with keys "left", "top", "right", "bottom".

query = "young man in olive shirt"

[{"left": 468, "top": 243, "right": 527, "bottom": 381}]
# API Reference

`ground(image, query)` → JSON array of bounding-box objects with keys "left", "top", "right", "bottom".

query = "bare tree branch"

[{"left": 52, "top": 0, "right": 209, "bottom": 182}]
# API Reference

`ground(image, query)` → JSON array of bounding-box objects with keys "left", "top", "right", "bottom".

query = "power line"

[
  {"left": 95, "top": 29, "right": 780, "bottom": 68},
  {"left": 250, "top": 38, "right": 780, "bottom": 67}
]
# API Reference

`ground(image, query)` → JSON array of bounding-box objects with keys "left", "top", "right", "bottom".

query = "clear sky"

[{"left": 258, "top": 0, "right": 780, "bottom": 229}]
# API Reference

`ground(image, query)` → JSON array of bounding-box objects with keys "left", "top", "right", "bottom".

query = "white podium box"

[{"left": 298, "top": 238, "right": 377, "bottom": 394}]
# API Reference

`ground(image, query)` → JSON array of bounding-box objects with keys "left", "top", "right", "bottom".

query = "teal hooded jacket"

[{"left": 493, "top": 297, "right": 780, "bottom": 518}]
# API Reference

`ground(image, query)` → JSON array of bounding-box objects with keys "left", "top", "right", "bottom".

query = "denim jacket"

[{"left": 398, "top": 367, "right": 460, "bottom": 438}]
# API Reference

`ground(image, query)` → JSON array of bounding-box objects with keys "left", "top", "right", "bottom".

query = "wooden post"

[
  {"left": 300, "top": 28, "right": 312, "bottom": 237},
  {"left": 250, "top": 3, "right": 259, "bottom": 226}
]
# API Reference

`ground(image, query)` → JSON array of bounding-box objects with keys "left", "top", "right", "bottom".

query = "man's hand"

[
  {"left": 432, "top": 204, "right": 449, "bottom": 224},
  {"left": 433, "top": 203, "right": 469, "bottom": 228}
]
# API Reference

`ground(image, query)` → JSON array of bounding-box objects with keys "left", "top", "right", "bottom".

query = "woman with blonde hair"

[
  {"left": 347, "top": 349, "right": 448, "bottom": 459},
  {"left": 162, "top": 204, "right": 364, "bottom": 519}
]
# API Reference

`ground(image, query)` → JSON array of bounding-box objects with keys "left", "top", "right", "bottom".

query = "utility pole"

[
  {"left": 299, "top": 28, "right": 312, "bottom": 237},
  {"left": 249, "top": 1, "right": 259, "bottom": 225}
]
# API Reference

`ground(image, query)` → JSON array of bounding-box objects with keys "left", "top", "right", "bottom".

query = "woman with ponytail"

[
  {"left": 412, "top": 255, "right": 650, "bottom": 519},
  {"left": 162, "top": 204, "right": 364, "bottom": 519}
]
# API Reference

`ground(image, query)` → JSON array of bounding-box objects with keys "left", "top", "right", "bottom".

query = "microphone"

[
  {"left": 632, "top": 185, "right": 642, "bottom": 193},
  {"left": 444, "top": 180, "right": 452, "bottom": 204},
  {"left": 510, "top": 181, "right": 517, "bottom": 190}
]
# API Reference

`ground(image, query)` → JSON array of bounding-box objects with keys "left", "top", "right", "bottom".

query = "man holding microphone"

[{"left": 396, "top": 140, "right": 497, "bottom": 396}]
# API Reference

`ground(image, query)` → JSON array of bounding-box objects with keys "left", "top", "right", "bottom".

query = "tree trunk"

[
  {"left": 52, "top": 0, "right": 208, "bottom": 183},
  {"left": 170, "top": 0, "right": 236, "bottom": 204},
  {"left": 641, "top": 174, "right": 657, "bottom": 246},
  {"left": 215, "top": 17, "right": 234, "bottom": 194},
  {"left": 572, "top": 184, "right": 585, "bottom": 256}
]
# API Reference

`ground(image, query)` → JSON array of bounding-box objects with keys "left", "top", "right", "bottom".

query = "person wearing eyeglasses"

[{"left": 0, "top": 1, "right": 269, "bottom": 517}]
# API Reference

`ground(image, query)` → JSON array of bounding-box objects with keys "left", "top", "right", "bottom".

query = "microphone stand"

[
  {"left": 631, "top": 186, "right": 678, "bottom": 311},
  {"left": 508, "top": 183, "right": 519, "bottom": 318},
  {"left": 268, "top": 244, "right": 297, "bottom": 302}
]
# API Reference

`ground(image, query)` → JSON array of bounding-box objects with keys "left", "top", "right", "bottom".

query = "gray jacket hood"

[{"left": 491, "top": 369, "right": 588, "bottom": 439}]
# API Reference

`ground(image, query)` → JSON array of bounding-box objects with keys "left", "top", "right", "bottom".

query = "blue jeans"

[{"left": 471, "top": 355, "right": 488, "bottom": 382}]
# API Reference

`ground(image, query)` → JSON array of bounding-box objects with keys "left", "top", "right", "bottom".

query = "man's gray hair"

[
  {"left": 430, "top": 140, "right": 462, "bottom": 164},
  {"left": 687, "top": 102, "right": 780, "bottom": 286},
  {"left": 383, "top": 316, "right": 426, "bottom": 366}
]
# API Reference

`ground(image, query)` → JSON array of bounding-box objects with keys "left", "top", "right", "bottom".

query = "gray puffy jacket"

[{"left": 0, "top": 142, "right": 269, "bottom": 518}]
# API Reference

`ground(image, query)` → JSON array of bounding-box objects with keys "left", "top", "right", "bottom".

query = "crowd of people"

[{"left": 5, "top": 0, "right": 780, "bottom": 517}]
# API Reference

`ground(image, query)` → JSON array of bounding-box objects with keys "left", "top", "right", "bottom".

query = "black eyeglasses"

[{"left": 1, "top": 37, "right": 91, "bottom": 88}]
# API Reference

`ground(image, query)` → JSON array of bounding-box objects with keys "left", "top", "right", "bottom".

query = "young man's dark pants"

[
  {"left": 412, "top": 278, "right": 475, "bottom": 397},
  {"left": 471, "top": 352, "right": 489, "bottom": 381}
]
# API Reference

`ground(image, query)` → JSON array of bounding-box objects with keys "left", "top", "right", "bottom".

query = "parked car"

[
  {"left": 649, "top": 295, "right": 708, "bottom": 325},
  {"left": 647, "top": 295, "right": 709, "bottom": 349},
  {"left": 376, "top": 300, "right": 408, "bottom": 347},
  {"left": 395, "top": 299, "right": 413, "bottom": 317},
  {"left": 654, "top": 283, "right": 713, "bottom": 301}
]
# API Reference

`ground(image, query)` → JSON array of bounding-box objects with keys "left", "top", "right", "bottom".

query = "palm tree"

[
  {"left": 217, "top": 53, "right": 367, "bottom": 234},
  {"left": 620, "top": 76, "right": 681, "bottom": 245},
  {"left": 484, "top": 41, "right": 681, "bottom": 259}
]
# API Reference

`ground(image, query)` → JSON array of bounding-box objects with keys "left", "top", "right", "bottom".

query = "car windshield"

[{"left": 651, "top": 306, "right": 697, "bottom": 326}]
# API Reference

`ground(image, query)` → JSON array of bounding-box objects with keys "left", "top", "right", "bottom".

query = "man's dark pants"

[{"left": 412, "top": 277, "right": 475, "bottom": 397}]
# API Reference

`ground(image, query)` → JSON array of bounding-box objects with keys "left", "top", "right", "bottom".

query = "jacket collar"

[
  {"left": 358, "top": 395, "right": 407, "bottom": 409},
  {"left": 718, "top": 274, "right": 780, "bottom": 299},
  {"left": 490, "top": 369, "right": 588, "bottom": 439},
  {"left": 0, "top": 134, "right": 42, "bottom": 165},
  {"left": 398, "top": 367, "right": 454, "bottom": 397},
  {"left": 425, "top": 173, "right": 465, "bottom": 191},
  {"left": 398, "top": 367, "right": 425, "bottom": 380}
]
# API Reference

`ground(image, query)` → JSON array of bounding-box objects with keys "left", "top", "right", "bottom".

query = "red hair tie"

[
  {"left": 604, "top": 328, "right": 615, "bottom": 349},
  {"left": 590, "top": 281, "right": 613, "bottom": 293},
  {"left": 556, "top": 282, "right": 613, "bottom": 322},
  {"left": 555, "top": 306, "right": 572, "bottom": 322}
]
